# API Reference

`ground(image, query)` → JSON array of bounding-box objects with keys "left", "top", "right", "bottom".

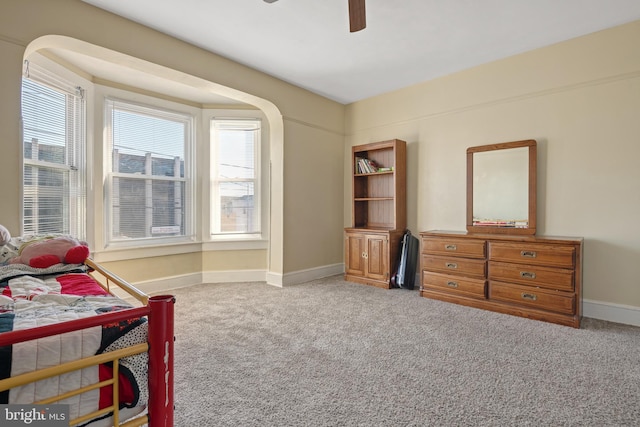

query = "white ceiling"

[{"left": 82, "top": 0, "right": 640, "bottom": 105}]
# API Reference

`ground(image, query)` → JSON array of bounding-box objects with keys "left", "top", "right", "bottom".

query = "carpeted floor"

[{"left": 166, "top": 275, "right": 640, "bottom": 426}]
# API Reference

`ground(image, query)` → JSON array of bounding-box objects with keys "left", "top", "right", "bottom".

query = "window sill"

[{"left": 91, "top": 238, "right": 268, "bottom": 263}]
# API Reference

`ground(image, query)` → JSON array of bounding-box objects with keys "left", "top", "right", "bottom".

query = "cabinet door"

[
  {"left": 345, "top": 233, "right": 366, "bottom": 276},
  {"left": 365, "top": 234, "right": 389, "bottom": 281}
]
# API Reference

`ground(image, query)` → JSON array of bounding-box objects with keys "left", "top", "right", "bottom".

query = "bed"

[{"left": 0, "top": 235, "right": 174, "bottom": 427}]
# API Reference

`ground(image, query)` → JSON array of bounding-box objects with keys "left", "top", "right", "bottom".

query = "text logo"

[{"left": 1, "top": 405, "right": 68, "bottom": 426}]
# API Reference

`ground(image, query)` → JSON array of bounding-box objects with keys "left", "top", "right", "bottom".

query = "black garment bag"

[{"left": 391, "top": 230, "right": 419, "bottom": 290}]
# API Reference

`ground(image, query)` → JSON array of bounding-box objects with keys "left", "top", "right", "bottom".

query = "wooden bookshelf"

[{"left": 345, "top": 139, "right": 407, "bottom": 288}]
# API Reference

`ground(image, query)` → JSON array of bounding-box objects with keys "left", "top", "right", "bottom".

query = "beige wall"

[
  {"left": 0, "top": 0, "right": 345, "bottom": 284},
  {"left": 345, "top": 20, "right": 640, "bottom": 309},
  {"left": 3, "top": 1, "right": 639, "bottom": 314},
  {"left": 283, "top": 119, "right": 345, "bottom": 273}
]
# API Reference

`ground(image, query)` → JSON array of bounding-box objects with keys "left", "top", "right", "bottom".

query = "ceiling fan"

[{"left": 264, "top": 0, "right": 366, "bottom": 33}]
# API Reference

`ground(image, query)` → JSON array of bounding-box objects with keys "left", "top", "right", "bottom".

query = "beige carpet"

[{"left": 166, "top": 275, "right": 640, "bottom": 426}]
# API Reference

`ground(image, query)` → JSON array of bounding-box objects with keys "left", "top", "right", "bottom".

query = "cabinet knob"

[
  {"left": 446, "top": 262, "right": 458, "bottom": 269},
  {"left": 447, "top": 281, "right": 459, "bottom": 288},
  {"left": 445, "top": 244, "right": 457, "bottom": 251},
  {"left": 521, "top": 292, "right": 538, "bottom": 301},
  {"left": 521, "top": 250, "right": 537, "bottom": 258}
]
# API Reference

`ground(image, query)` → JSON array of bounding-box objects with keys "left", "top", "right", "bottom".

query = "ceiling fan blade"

[{"left": 348, "top": 0, "right": 366, "bottom": 32}]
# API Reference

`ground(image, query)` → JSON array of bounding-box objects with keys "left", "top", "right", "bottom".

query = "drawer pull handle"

[
  {"left": 445, "top": 244, "right": 457, "bottom": 251},
  {"left": 446, "top": 262, "right": 458, "bottom": 269},
  {"left": 521, "top": 250, "right": 537, "bottom": 258},
  {"left": 521, "top": 292, "right": 537, "bottom": 301},
  {"left": 447, "top": 281, "right": 459, "bottom": 288},
  {"left": 520, "top": 271, "right": 536, "bottom": 279}
]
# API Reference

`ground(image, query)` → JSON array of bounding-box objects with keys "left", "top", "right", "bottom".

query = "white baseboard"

[
  {"left": 265, "top": 271, "right": 283, "bottom": 287},
  {"left": 127, "top": 272, "right": 203, "bottom": 296},
  {"left": 125, "top": 270, "right": 266, "bottom": 297},
  {"left": 281, "top": 263, "right": 344, "bottom": 286},
  {"left": 583, "top": 299, "right": 640, "bottom": 327},
  {"left": 124, "top": 264, "right": 344, "bottom": 295}
]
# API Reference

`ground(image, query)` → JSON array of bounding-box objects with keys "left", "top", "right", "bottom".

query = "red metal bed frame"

[{"left": 0, "top": 259, "right": 175, "bottom": 427}]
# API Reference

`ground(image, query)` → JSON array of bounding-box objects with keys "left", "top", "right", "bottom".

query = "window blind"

[
  {"left": 21, "top": 64, "right": 86, "bottom": 239},
  {"left": 106, "top": 99, "right": 192, "bottom": 242}
]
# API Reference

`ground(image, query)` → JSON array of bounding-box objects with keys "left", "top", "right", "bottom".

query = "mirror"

[{"left": 466, "top": 139, "right": 537, "bottom": 235}]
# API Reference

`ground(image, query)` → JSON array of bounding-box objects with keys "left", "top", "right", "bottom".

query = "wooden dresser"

[{"left": 420, "top": 230, "right": 583, "bottom": 328}]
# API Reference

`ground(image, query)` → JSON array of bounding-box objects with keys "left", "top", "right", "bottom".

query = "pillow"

[{"left": 0, "top": 233, "right": 73, "bottom": 265}]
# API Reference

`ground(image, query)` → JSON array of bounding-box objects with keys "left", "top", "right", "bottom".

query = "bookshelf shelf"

[{"left": 354, "top": 170, "right": 394, "bottom": 177}]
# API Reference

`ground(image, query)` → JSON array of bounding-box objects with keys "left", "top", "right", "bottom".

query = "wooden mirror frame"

[{"left": 466, "top": 139, "right": 537, "bottom": 235}]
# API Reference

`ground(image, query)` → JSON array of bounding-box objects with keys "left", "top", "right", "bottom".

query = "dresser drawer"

[
  {"left": 489, "top": 242, "right": 575, "bottom": 268},
  {"left": 422, "top": 255, "right": 486, "bottom": 279},
  {"left": 422, "top": 272, "right": 486, "bottom": 299},
  {"left": 421, "top": 237, "right": 486, "bottom": 259},
  {"left": 489, "top": 281, "right": 575, "bottom": 315},
  {"left": 489, "top": 261, "right": 574, "bottom": 292}
]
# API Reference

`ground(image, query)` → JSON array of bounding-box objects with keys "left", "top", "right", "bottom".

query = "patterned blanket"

[
  {"left": 0, "top": 262, "right": 87, "bottom": 283},
  {"left": 0, "top": 271, "right": 148, "bottom": 426}
]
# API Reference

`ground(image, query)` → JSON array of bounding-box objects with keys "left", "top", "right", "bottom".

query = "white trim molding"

[
  {"left": 583, "top": 299, "right": 640, "bottom": 327},
  {"left": 124, "top": 269, "right": 267, "bottom": 297},
  {"left": 266, "top": 263, "right": 344, "bottom": 287},
  {"left": 112, "top": 272, "right": 202, "bottom": 302},
  {"left": 123, "top": 263, "right": 345, "bottom": 295},
  {"left": 281, "top": 263, "right": 344, "bottom": 287},
  {"left": 265, "top": 271, "right": 283, "bottom": 287}
]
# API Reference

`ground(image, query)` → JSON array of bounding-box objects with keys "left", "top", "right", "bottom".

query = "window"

[
  {"left": 105, "top": 99, "right": 193, "bottom": 244},
  {"left": 21, "top": 68, "right": 86, "bottom": 239},
  {"left": 211, "top": 119, "right": 261, "bottom": 237}
]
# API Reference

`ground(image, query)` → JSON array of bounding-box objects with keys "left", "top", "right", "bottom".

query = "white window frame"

[
  {"left": 210, "top": 118, "right": 262, "bottom": 239},
  {"left": 21, "top": 60, "right": 87, "bottom": 240},
  {"left": 104, "top": 97, "right": 195, "bottom": 248}
]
